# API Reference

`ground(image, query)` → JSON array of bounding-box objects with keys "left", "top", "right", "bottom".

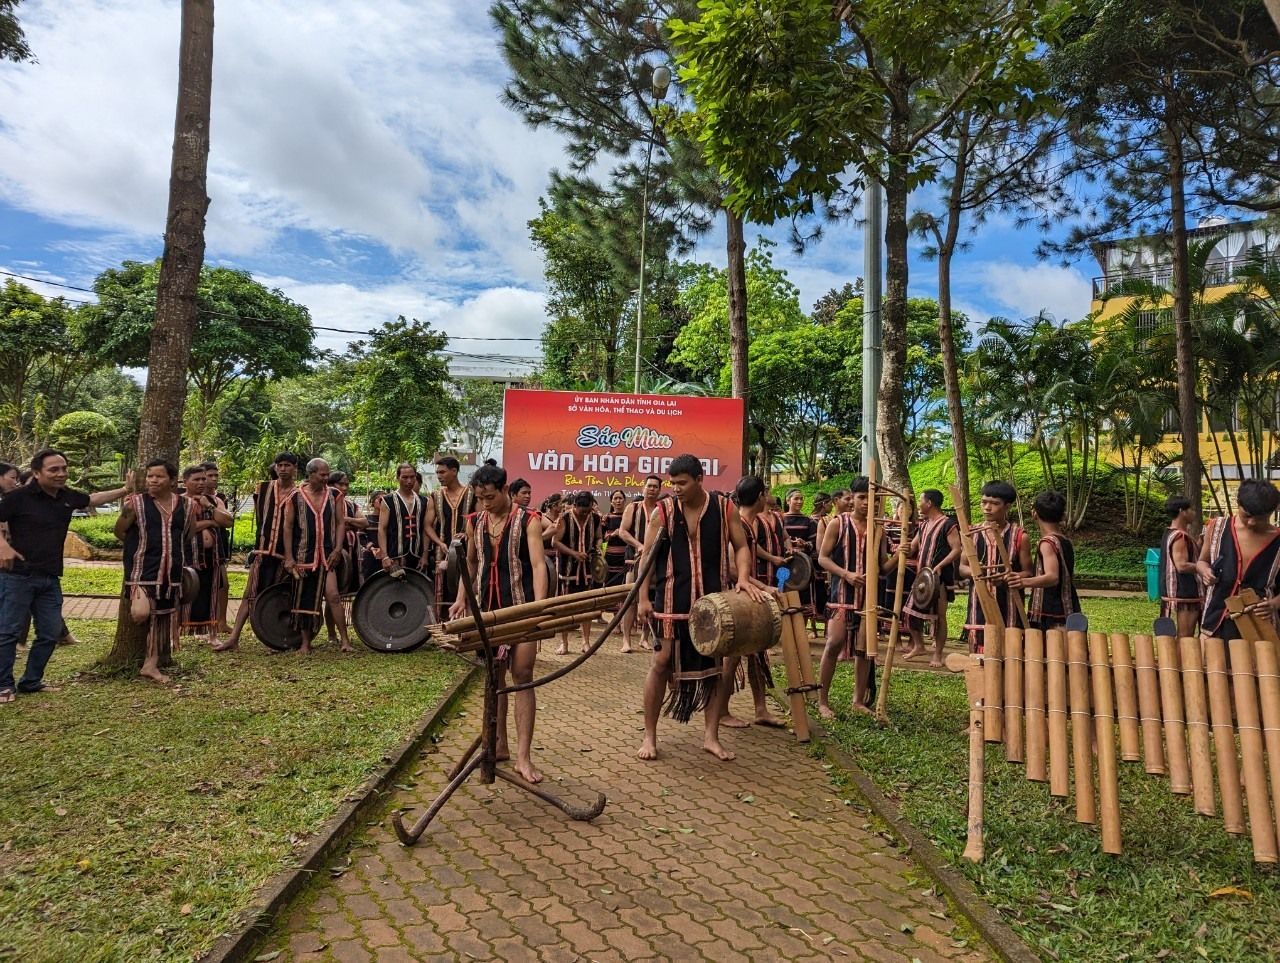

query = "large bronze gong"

[
  {"left": 353, "top": 567, "right": 433, "bottom": 653},
  {"left": 251, "top": 581, "right": 303, "bottom": 651}
]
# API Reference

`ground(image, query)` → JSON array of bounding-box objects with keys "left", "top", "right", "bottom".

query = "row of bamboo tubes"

[
  {"left": 428, "top": 583, "right": 630, "bottom": 652},
  {"left": 967, "top": 612, "right": 1280, "bottom": 865}
]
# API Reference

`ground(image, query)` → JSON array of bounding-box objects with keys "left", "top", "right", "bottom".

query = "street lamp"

[{"left": 633, "top": 64, "right": 671, "bottom": 396}]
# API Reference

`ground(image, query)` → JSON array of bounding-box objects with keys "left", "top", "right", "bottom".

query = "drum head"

[
  {"left": 445, "top": 540, "right": 462, "bottom": 604},
  {"left": 251, "top": 581, "right": 303, "bottom": 651},
  {"left": 911, "top": 565, "right": 938, "bottom": 610},
  {"left": 353, "top": 568, "right": 433, "bottom": 653},
  {"left": 180, "top": 566, "right": 200, "bottom": 604},
  {"left": 592, "top": 554, "right": 608, "bottom": 585},
  {"left": 783, "top": 553, "right": 812, "bottom": 591}
]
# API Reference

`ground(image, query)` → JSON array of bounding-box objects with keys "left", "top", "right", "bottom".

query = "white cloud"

[{"left": 974, "top": 261, "right": 1094, "bottom": 324}]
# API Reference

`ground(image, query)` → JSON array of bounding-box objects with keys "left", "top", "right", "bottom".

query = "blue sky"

[{"left": 0, "top": 0, "right": 1096, "bottom": 364}]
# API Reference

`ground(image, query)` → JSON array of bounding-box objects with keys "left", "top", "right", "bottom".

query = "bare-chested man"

[
  {"left": 450, "top": 465, "right": 548, "bottom": 784},
  {"left": 379, "top": 463, "right": 430, "bottom": 573},
  {"left": 282, "top": 458, "right": 350, "bottom": 654},
  {"left": 618, "top": 475, "right": 662, "bottom": 653},
  {"left": 635, "top": 455, "right": 765, "bottom": 762}
]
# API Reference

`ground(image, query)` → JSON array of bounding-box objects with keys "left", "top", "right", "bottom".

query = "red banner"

[{"left": 502, "top": 389, "right": 745, "bottom": 497}]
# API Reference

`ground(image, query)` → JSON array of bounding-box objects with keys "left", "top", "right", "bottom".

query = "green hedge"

[{"left": 71, "top": 513, "right": 258, "bottom": 552}]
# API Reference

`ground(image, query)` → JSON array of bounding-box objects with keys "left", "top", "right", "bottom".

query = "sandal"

[{"left": 0, "top": 689, "right": 14, "bottom": 704}]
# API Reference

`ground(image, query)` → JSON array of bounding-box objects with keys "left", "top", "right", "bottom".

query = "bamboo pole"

[
  {"left": 1089, "top": 631, "right": 1122, "bottom": 854},
  {"left": 1110, "top": 632, "right": 1140, "bottom": 763},
  {"left": 1252, "top": 638, "right": 1280, "bottom": 853},
  {"left": 1157, "top": 633, "right": 1192, "bottom": 794},
  {"left": 1004, "top": 627, "right": 1025, "bottom": 763},
  {"left": 1024, "top": 627, "right": 1047, "bottom": 782},
  {"left": 984, "top": 622, "right": 1004, "bottom": 744},
  {"left": 874, "top": 505, "right": 912, "bottom": 725},
  {"left": 864, "top": 493, "right": 882, "bottom": 660},
  {"left": 1047, "top": 628, "right": 1070, "bottom": 798},
  {"left": 777, "top": 589, "right": 811, "bottom": 743},
  {"left": 436, "top": 584, "right": 628, "bottom": 634},
  {"left": 1228, "top": 638, "right": 1278, "bottom": 864},
  {"left": 1179, "top": 636, "right": 1216, "bottom": 817},
  {"left": 1134, "top": 633, "right": 1165, "bottom": 775},
  {"left": 1204, "top": 635, "right": 1246, "bottom": 835},
  {"left": 1068, "top": 627, "right": 1096, "bottom": 824},
  {"left": 963, "top": 660, "right": 986, "bottom": 863}
]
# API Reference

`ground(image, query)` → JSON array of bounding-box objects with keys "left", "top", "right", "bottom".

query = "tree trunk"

[
  {"left": 937, "top": 248, "right": 970, "bottom": 514},
  {"left": 1167, "top": 127, "right": 1202, "bottom": 527},
  {"left": 725, "top": 206, "right": 751, "bottom": 473},
  {"left": 877, "top": 100, "right": 913, "bottom": 497},
  {"left": 107, "top": 0, "right": 214, "bottom": 671}
]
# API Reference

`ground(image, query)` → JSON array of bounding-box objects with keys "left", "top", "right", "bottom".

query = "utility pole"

[{"left": 862, "top": 179, "right": 883, "bottom": 476}]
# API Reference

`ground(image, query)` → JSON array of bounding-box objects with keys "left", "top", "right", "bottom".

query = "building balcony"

[{"left": 1092, "top": 251, "right": 1277, "bottom": 301}]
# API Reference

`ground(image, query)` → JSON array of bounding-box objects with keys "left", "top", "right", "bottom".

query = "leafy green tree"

[
  {"left": 1043, "top": 0, "right": 1279, "bottom": 514},
  {"left": 670, "top": 0, "right": 1060, "bottom": 495},
  {"left": 0, "top": 0, "right": 32, "bottom": 62},
  {"left": 453, "top": 380, "right": 507, "bottom": 463},
  {"left": 50, "top": 411, "right": 118, "bottom": 487},
  {"left": 80, "top": 259, "right": 316, "bottom": 456},
  {"left": 347, "top": 317, "right": 458, "bottom": 465}
]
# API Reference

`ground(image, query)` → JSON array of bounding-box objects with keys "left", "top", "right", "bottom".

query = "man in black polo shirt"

[{"left": 0, "top": 449, "right": 128, "bottom": 703}]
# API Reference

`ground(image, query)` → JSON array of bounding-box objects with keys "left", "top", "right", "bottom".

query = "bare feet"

[
  {"left": 212, "top": 638, "right": 239, "bottom": 653},
  {"left": 851, "top": 703, "right": 874, "bottom": 717},
  {"left": 0, "top": 689, "right": 13, "bottom": 704},
  {"left": 754, "top": 713, "right": 786, "bottom": 728},
  {"left": 929, "top": 656, "right": 944, "bottom": 668},
  {"left": 721, "top": 713, "right": 751, "bottom": 728},
  {"left": 339, "top": 642, "right": 355, "bottom": 653},
  {"left": 637, "top": 736, "right": 659, "bottom": 760},
  {"left": 298, "top": 642, "right": 313, "bottom": 656},
  {"left": 554, "top": 642, "right": 568, "bottom": 655},
  {"left": 903, "top": 646, "right": 925, "bottom": 660},
  {"left": 216, "top": 623, "right": 232, "bottom": 634},
  {"left": 513, "top": 758, "right": 543, "bottom": 783},
  {"left": 818, "top": 703, "right": 836, "bottom": 720},
  {"left": 139, "top": 667, "right": 170, "bottom": 685},
  {"left": 702, "top": 737, "right": 736, "bottom": 761},
  {"left": 620, "top": 641, "right": 633, "bottom": 653}
]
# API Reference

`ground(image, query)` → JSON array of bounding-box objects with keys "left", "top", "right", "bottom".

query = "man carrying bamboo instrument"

[
  {"left": 636, "top": 454, "right": 764, "bottom": 762},
  {"left": 1198, "top": 478, "right": 1280, "bottom": 640},
  {"left": 1011, "top": 490, "right": 1080, "bottom": 631},
  {"left": 903, "top": 488, "right": 961, "bottom": 667},
  {"left": 959, "top": 481, "right": 1030, "bottom": 653},
  {"left": 817, "top": 477, "right": 888, "bottom": 716},
  {"left": 217, "top": 452, "right": 299, "bottom": 652},
  {"left": 450, "top": 464, "right": 548, "bottom": 783},
  {"left": 426, "top": 456, "right": 475, "bottom": 623},
  {"left": 1159, "top": 495, "right": 1202, "bottom": 639},
  {"left": 282, "top": 458, "right": 350, "bottom": 654},
  {"left": 618, "top": 475, "right": 662, "bottom": 653}
]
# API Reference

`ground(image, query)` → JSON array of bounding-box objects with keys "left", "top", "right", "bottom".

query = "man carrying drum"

[
  {"left": 449, "top": 464, "right": 549, "bottom": 784},
  {"left": 635, "top": 454, "right": 764, "bottom": 762},
  {"left": 902, "top": 488, "right": 961, "bottom": 667}
]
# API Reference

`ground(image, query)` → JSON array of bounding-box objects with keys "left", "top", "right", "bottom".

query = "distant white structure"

[{"left": 441, "top": 355, "right": 536, "bottom": 470}]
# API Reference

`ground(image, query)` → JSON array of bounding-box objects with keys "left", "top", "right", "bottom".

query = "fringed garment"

[
  {"left": 1159, "top": 527, "right": 1202, "bottom": 617},
  {"left": 384, "top": 490, "right": 427, "bottom": 570},
  {"left": 1202, "top": 516, "right": 1280, "bottom": 642},
  {"left": 557, "top": 510, "right": 602, "bottom": 593},
  {"left": 651, "top": 492, "right": 734, "bottom": 722},
  {"left": 123, "top": 492, "right": 190, "bottom": 654},
  {"left": 474, "top": 507, "right": 538, "bottom": 610},
  {"left": 603, "top": 512, "right": 628, "bottom": 586},
  {"left": 963, "top": 523, "right": 1026, "bottom": 652},
  {"left": 246, "top": 480, "right": 297, "bottom": 601},
  {"left": 903, "top": 514, "right": 958, "bottom": 626},
  {"left": 825, "top": 513, "right": 868, "bottom": 660},
  {"left": 431, "top": 486, "right": 475, "bottom": 618},
  {"left": 290, "top": 485, "right": 342, "bottom": 632},
  {"left": 180, "top": 495, "right": 225, "bottom": 633},
  {"left": 1028, "top": 533, "right": 1080, "bottom": 630}
]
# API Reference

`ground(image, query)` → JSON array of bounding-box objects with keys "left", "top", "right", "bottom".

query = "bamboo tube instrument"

[
  {"left": 1023, "top": 627, "right": 1048, "bottom": 782},
  {"left": 1251, "top": 638, "right": 1280, "bottom": 852},
  {"left": 777, "top": 589, "right": 816, "bottom": 743},
  {"left": 1047, "top": 627, "right": 1070, "bottom": 798},
  {"left": 963, "top": 659, "right": 986, "bottom": 863},
  {"left": 863, "top": 462, "right": 883, "bottom": 660},
  {"left": 949, "top": 484, "right": 1003, "bottom": 628},
  {"left": 1067, "top": 616, "right": 1095, "bottom": 824},
  {"left": 1155, "top": 621, "right": 1192, "bottom": 795},
  {"left": 874, "top": 496, "right": 913, "bottom": 726},
  {"left": 1088, "top": 630, "right": 1122, "bottom": 854},
  {"left": 1133, "top": 633, "right": 1165, "bottom": 775},
  {"left": 1004, "top": 626, "right": 1025, "bottom": 763},
  {"left": 1203, "top": 635, "right": 1246, "bottom": 835},
  {"left": 984, "top": 622, "right": 1004, "bottom": 744},
  {"left": 1227, "top": 638, "right": 1279, "bottom": 864},
  {"left": 1110, "top": 632, "right": 1141, "bottom": 763},
  {"left": 1179, "top": 636, "right": 1216, "bottom": 817}
]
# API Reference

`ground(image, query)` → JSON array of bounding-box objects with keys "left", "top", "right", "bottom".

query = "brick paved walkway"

[{"left": 263, "top": 645, "right": 992, "bottom": 963}]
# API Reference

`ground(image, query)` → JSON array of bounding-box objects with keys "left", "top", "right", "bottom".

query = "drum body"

[
  {"left": 353, "top": 568, "right": 433, "bottom": 653},
  {"left": 689, "top": 591, "right": 783, "bottom": 658},
  {"left": 783, "top": 552, "right": 812, "bottom": 591},
  {"left": 180, "top": 566, "right": 200, "bottom": 604},
  {"left": 251, "top": 581, "right": 303, "bottom": 650}
]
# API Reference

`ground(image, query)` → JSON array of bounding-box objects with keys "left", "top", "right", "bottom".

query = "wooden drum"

[{"left": 689, "top": 591, "right": 783, "bottom": 658}]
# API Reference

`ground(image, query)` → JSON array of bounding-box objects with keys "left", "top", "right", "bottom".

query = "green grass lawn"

[
  {"left": 72, "top": 514, "right": 258, "bottom": 552},
  {"left": 819, "top": 658, "right": 1280, "bottom": 960},
  {"left": 60, "top": 566, "right": 249, "bottom": 599},
  {"left": 944, "top": 592, "right": 1158, "bottom": 640},
  {"left": 0, "top": 620, "right": 468, "bottom": 963}
]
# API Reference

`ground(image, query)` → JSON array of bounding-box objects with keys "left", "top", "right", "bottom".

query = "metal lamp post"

[{"left": 633, "top": 64, "right": 671, "bottom": 395}]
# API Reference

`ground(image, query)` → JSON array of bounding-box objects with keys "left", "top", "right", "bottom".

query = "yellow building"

[{"left": 1090, "top": 218, "right": 1279, "bottom": 491}]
